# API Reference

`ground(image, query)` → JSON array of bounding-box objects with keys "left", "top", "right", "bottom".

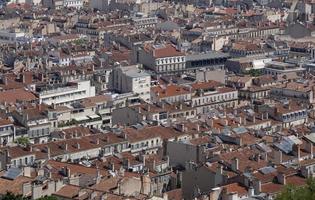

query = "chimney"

[
  {"left": 196, "top": 124, "right": 200, "bottom": 132},
  {"left": 231, "top": 157, "right": 239, "bottom": 171},
  {"left": 277, "top": 173, "right": 286, "bottom": 185},
  {"left": 293, "top": 144, "right": 301, "bottom": 161},
  {"left": 252, "top": 115, "right": 256, "bottom": 123},
  {"left": 147, "top": 105, "right": 150, "bottom": 112},
  {"left": 179, "top": 104, "right": 183, "bottom": 110},
  {"left": 262, "top": 152, "right": 268, "bottom": 161},
  {"left": 110, "top": 163, "right": 115, "bottom": 171},
  {"left": 96, "top": 167, "right": 101, "bottom": 184},
  {"left": 306, "top": 140, "right": 313, "bottom": 159},
  {"left": 274, "top": 150, "right": 283, "bottom": 164},
  {"left": 74, "top": 130, "right": 78, "bottom": 138},
  {"left": 248, "top": 187, "right": 254, "bottom": 197},
  {"left": 238, "top": 116, "right": 242, "bottom": 125},
  {"left": 64, "top": 166, "right": 71, "bottom": 177},
  {"left": 76, "top": 143, "right": 80, "bottom": 149},
  {"left": 254, "top": 180, "right": 261, "bottom": 195},
  {"left": 216, "top": 164, "right": 223, "bottom": 175},
  {"left": 45, "top": 146, "right": 51, "bottom": 159},
  {"left": 177, "top": 124, "right": 185, "bottom": 132},
  {"left": 207, "top": 119, "right": 214, "bottom": 127},
  {"left": 23, "top": 166, "right": 31, "bottom": 177},
  {"left": 255, "top": 154, "right": 260, "bottom": 162}
]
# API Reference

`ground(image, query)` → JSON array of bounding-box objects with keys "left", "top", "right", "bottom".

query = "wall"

[{"left": 166, "top": 141, "right": 205, "bottom": 167}]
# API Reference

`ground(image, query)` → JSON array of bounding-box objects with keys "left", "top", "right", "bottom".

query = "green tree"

[
  {"left": 276, "top": 178, "right": 315, "bottom": 200},
  {"left": 0, "top": 192, "right": 28, "bottom": 200},
  {"left": 15, "top": 137, "right": 30, "bottom": 147}
]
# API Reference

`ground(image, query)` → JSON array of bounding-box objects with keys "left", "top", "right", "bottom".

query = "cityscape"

[{"left": 0, "top": 0, "right": 314, "bottom": 199}]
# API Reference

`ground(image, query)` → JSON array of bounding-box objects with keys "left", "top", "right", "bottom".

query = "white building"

[
  {"left": 63, "top": 0, "right": 83, "bottom": 8},
  {"left": 139, "top": 44, "right": 186, "bottom": 74},
  {"left": 111, "top": 65, "right": 151, "bottom": 102},
  {"left": 38, "top": 80, "right": 96, "bottom": 106},
  {"left": 132, "top": 16, "right": 158, "bottom": 29}
]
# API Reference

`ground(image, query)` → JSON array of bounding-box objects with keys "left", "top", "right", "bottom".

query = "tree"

[
  {"left": 15, "top": 137, "right": 30, "bottom": 147},
  {"left": 275, "top": 178, "right": 315, "bottom": 200},
  {"left": 0, "top": 192, "right": 28, "bottom": 200}
]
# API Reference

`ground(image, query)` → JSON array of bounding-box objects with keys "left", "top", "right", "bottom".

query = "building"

[
  {"left": 263, "top": 61, "right": 306, "bottom": 76},
  {"left": 0, "top": 29, "right": 28, "bottom": 44},
  {"left": 0, "top": 119, "right": 15, "bottom": 146},
  {"left": 225, "top": 56, "right": 272, "bottom": 74},
  {"left": 185, "top": 51, "right": 230, "bottom": 71},
  {"left": 139, "top": 44, "right": 186, "bottom": 74},
  {"left": 110, "top": 65, "right": 151, "bottom": 102},
  {"left": 150, "top": 84, "right": 192, "bottom": 104},
  {"left": 191, "top": 81, "right": 238, "bottom": 114},
  {"left": 63, "top": 0, "right": 83, "bottom": 8},
  {"left": 38, "top": 80, "right": 96, "bottom": 106},
  {"left": 12, "top": 105, "right": 51, "bottom": 144},
  {"left": 270, "top": 81, "right": 315, "bottom": 104}
]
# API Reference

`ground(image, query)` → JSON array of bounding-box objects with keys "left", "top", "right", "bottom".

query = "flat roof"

[{"left": 186, "top": 51, "right": 230, "bottom": 61}]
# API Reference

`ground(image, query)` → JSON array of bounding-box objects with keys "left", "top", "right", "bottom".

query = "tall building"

[{"left": 110, "top": 65, "right": 151, "bottom": 102}]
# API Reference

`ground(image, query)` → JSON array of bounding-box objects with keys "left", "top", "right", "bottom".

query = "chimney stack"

[
  {"left": 231, "top": 157, "right": 239, "bottom": 171},
  {"left": 293, "top": 144, "right": 301, "bottom": 161},
  {"left": 196, "top": 124, "right": 200, "bottom": 132},
  {"left": 277, "top": 173, "right": 286, "bottom": 185},
  {"left": 306, "top": 140, "right": 313, "bottom": 159},
  {"left": 275, "top": 150, "right": 283, "bottom": 164}
]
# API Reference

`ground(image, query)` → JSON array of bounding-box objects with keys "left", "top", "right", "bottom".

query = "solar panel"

[{"left": 2, "top": 167, "right": 22, "bottom": 180}]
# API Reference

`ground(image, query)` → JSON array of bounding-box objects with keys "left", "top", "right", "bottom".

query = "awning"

[
  {"left": 88, "top": 114, "right": 100, "bottom": 119},
  {"left": 74, "top": 116, "right": 89, "bottom": 121}
]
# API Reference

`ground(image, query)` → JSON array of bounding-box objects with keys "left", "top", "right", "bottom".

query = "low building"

[
  {"left": 263, "top": 61, "right": 306, "bottom": 76},
  {"left": 38, "top": 80, "right": 96, "bottom": 106}
]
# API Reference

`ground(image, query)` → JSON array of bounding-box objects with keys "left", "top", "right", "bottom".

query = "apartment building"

[
  {"left": 0, "top": 119, "right": 15, "bottom": 146},
  {"left": 271, "top": 81, "right": 315, "bottom": 104},
  {"left": 267, "top": 100, "right": 308, "bottom": 128},
  {"left": 0, "top": 29, "right": 28, "bottom": 44},
  {"left": 132, "top": 16, "right": 158, "bottom": 29},
  {"left": 139, "top": 44, "right": 186, "bottom": 74},
  {"left": 112, "top": 102, "right": 197, "bottom": 125},
  {"left": 12, "top": 105, "right": 51, "bottom": 144},
  {"left": 263, "top": 61, "right": 306, "bottom": 75},
  {"left": 63, "top": 0, "right": 83, "bottom": 8},
  {"left": 0, "top": 133, "right": 129, "bottom": 168},
  {"left": 150, "top": 84, "right": 192, "bottom": 103},
  {"left": 48, "top": 95, "right": 113, "bottom": 130},
  {"left": 110, "top": 65, "right": 151, "bottom": 102},
  {"left": 38, "top": 80, "right": 96, "bottom": 106},
  {"left": 191, "top": 81, "right": 238, "bottom": 114}
]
